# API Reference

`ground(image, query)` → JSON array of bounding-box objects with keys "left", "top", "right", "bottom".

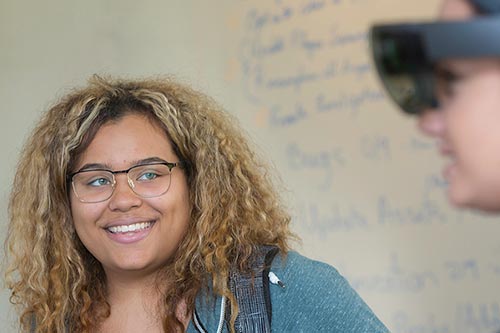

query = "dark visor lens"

[
  {"left": 370, "top": 17, "right": 500, "bottom": 116},
  {"left": 371, "top": 28, "right": 436, "bottom": 115}
]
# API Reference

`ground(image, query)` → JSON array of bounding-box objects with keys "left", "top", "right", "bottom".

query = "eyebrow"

[{"left": 77, "top": 157, "right": 169, "bottom": 172}]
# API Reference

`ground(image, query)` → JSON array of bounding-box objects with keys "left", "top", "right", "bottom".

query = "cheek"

[
  {"left": 70, "top": 199, "right": 103, "bottom": 234},
  {"left": 446, "top": 76, "right": 500, "bottom": 146},
  {"left": 153, "top": 194, "right": 191, "bottom": 224},
  {"left": 152, "top": 192, "right": 191, "bottom": 239},
  {"left": 445, "top": 87, "right": 500, "bottom": 209},
  {"left": 163, "top": 178, "right": 191, "bottom": 223}
]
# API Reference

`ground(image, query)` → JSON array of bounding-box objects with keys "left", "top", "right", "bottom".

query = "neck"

[
  {"left": 99, "top": 270, "right": 162, "bottom": 332},
  {"left": 105, "top": 270, "right": 158, "bottom": 304},
  {"left": 100, "top": 270, "right": 191, "bottom": 332}
]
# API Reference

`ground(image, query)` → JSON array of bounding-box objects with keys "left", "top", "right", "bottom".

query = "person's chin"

[
  {"left": 447, "top": 185, "right": 500, "bottom": 214},
  {"left": 447, "top": 180, "right": 474, "bottom": 209}
]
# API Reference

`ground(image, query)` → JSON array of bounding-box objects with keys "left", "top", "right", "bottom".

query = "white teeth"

[{"left": 108, "top": 221, "right": 153, "bottom": 234}]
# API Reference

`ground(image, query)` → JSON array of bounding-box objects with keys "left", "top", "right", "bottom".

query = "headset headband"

[{"left": 472, "top": 0, "right": 500, "bottom": 14}]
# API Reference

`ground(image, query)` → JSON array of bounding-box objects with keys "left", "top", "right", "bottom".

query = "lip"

[
  {"left": 438, "top": 141, "right": 454, "bottom": 157},
  {"left": 102, "top": 218, "right": 157, "bottom": 244},
  {"left": 442, "top": 153, "right": 458, "bottom": 179},
  {"left": 435, "top": 141, "right": 457, "bottom": 181},
  {"left": 102, "top": 215, "right": 158, "bottom": 227}
]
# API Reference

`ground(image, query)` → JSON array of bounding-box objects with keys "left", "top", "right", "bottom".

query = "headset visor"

[{"left": 370, "top": 17, "right": 500, "bottom": 115}]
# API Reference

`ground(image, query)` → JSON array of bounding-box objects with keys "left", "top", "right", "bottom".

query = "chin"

[
  {"left": 448, "top": 187, "right": 500, "bottom": 214},
  {"left": 469, "top": 202, "right": 500, "bottom": 214}
]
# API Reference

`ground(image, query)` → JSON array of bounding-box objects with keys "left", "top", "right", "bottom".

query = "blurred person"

[{"left": 371, "top": 0, "right": 500, "bottom": 212}]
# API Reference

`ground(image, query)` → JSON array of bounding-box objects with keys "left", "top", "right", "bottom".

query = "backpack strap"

[{"left": 227, "top": 245, "right": 279, "bottom": 333}]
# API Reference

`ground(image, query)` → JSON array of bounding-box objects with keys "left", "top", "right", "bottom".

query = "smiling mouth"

[{"left": 106, "top": 221, "right": 155, "bottom": 234}]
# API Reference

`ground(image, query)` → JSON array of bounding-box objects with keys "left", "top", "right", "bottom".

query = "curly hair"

[{"left": 5, "top": 75, "right": 295, "bottom": 332}]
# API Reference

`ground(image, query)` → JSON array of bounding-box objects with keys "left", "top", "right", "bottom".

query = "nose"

[
  {"left": 417, "top": 107, "right": 445, "bottom": 138},
  {"left": 107, "top": 174, "right": 142, "bottom": 211}
]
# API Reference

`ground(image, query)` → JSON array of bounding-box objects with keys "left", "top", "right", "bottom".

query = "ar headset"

[{"left": 369, "top": 0, "right": 500, "bottom": 115}]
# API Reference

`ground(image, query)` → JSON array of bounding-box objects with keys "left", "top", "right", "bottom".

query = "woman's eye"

[
  {"left": 138, "top": 172, "right": 158, "bottom": 181},
  {"left": 88, "top": 177, "right": 112, "bottom": 187},
  {"left": 435, "top": 68, "right": 464, "bottom": 102}
]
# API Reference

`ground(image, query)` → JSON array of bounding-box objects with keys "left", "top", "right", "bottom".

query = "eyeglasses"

[
  {"left": 69, "top": 162, "right": 183, "bottom": 203},
  {"left": 370, "top": 17, "right": 500, "bottom": 115}
]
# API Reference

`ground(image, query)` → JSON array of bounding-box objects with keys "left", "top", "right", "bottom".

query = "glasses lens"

[
  {"left": 371, "top": 27, "right": 435, "bottom": 115},
  {"left": 72, "top": 170, "right": 114, "bottom": 203},
  {"left": 128, "top": 163, "right": 172, "bottom": 198}
]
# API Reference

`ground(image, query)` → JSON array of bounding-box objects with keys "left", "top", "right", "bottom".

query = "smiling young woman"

[
  {"left": 6, "top": 76, "right": 388, "bottom": 333},
  {"left": 70, "top": 114, "right": 191, "bottom": 279}
]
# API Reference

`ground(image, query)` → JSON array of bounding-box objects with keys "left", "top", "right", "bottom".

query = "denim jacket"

[{"left": 188, "top": 250, "right": 389, "bottom": 333}]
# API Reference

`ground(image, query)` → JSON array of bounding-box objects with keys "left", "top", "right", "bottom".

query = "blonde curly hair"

[{"left": 5, "top": 75, "right": 295, "bottom": 332}]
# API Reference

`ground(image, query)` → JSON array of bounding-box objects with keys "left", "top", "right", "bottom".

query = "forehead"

[{"left": 76, "top": 114, "right": 174, "bottom": 167}]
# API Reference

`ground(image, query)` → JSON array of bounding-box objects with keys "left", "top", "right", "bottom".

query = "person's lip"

[
  {"left": 443, "top": 161, "right": 457, "bottom": 180},
  {"left": 437, "top": 140, "right": 454, "bottom": 157},
  {"left": 102, "top": 217, "right": 158, "bottom": 244},
  {"left": 103, "top": 217, "right": 157, "bottom": 229},
  {"left": 441, "top": 150, "right": 457, "bottom": 180},
  {"left": 435, "top": 141, "right": 457, "bottom": 180}
]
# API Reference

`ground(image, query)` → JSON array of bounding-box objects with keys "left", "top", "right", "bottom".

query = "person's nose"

[
  {"left": 417, "top": 107, "right": 445, "bottom": 138},
  {"left": 107, "top": 174, "right": 142, "bottom": 211}
]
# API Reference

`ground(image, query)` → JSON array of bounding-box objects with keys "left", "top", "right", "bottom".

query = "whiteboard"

[{"left": 2, "top": 1, "right": 500, "bottom": 332}]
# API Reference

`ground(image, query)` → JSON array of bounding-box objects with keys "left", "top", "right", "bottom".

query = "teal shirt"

[{"left": 188, "top": 251, "right": 389, "bottom": 332}]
